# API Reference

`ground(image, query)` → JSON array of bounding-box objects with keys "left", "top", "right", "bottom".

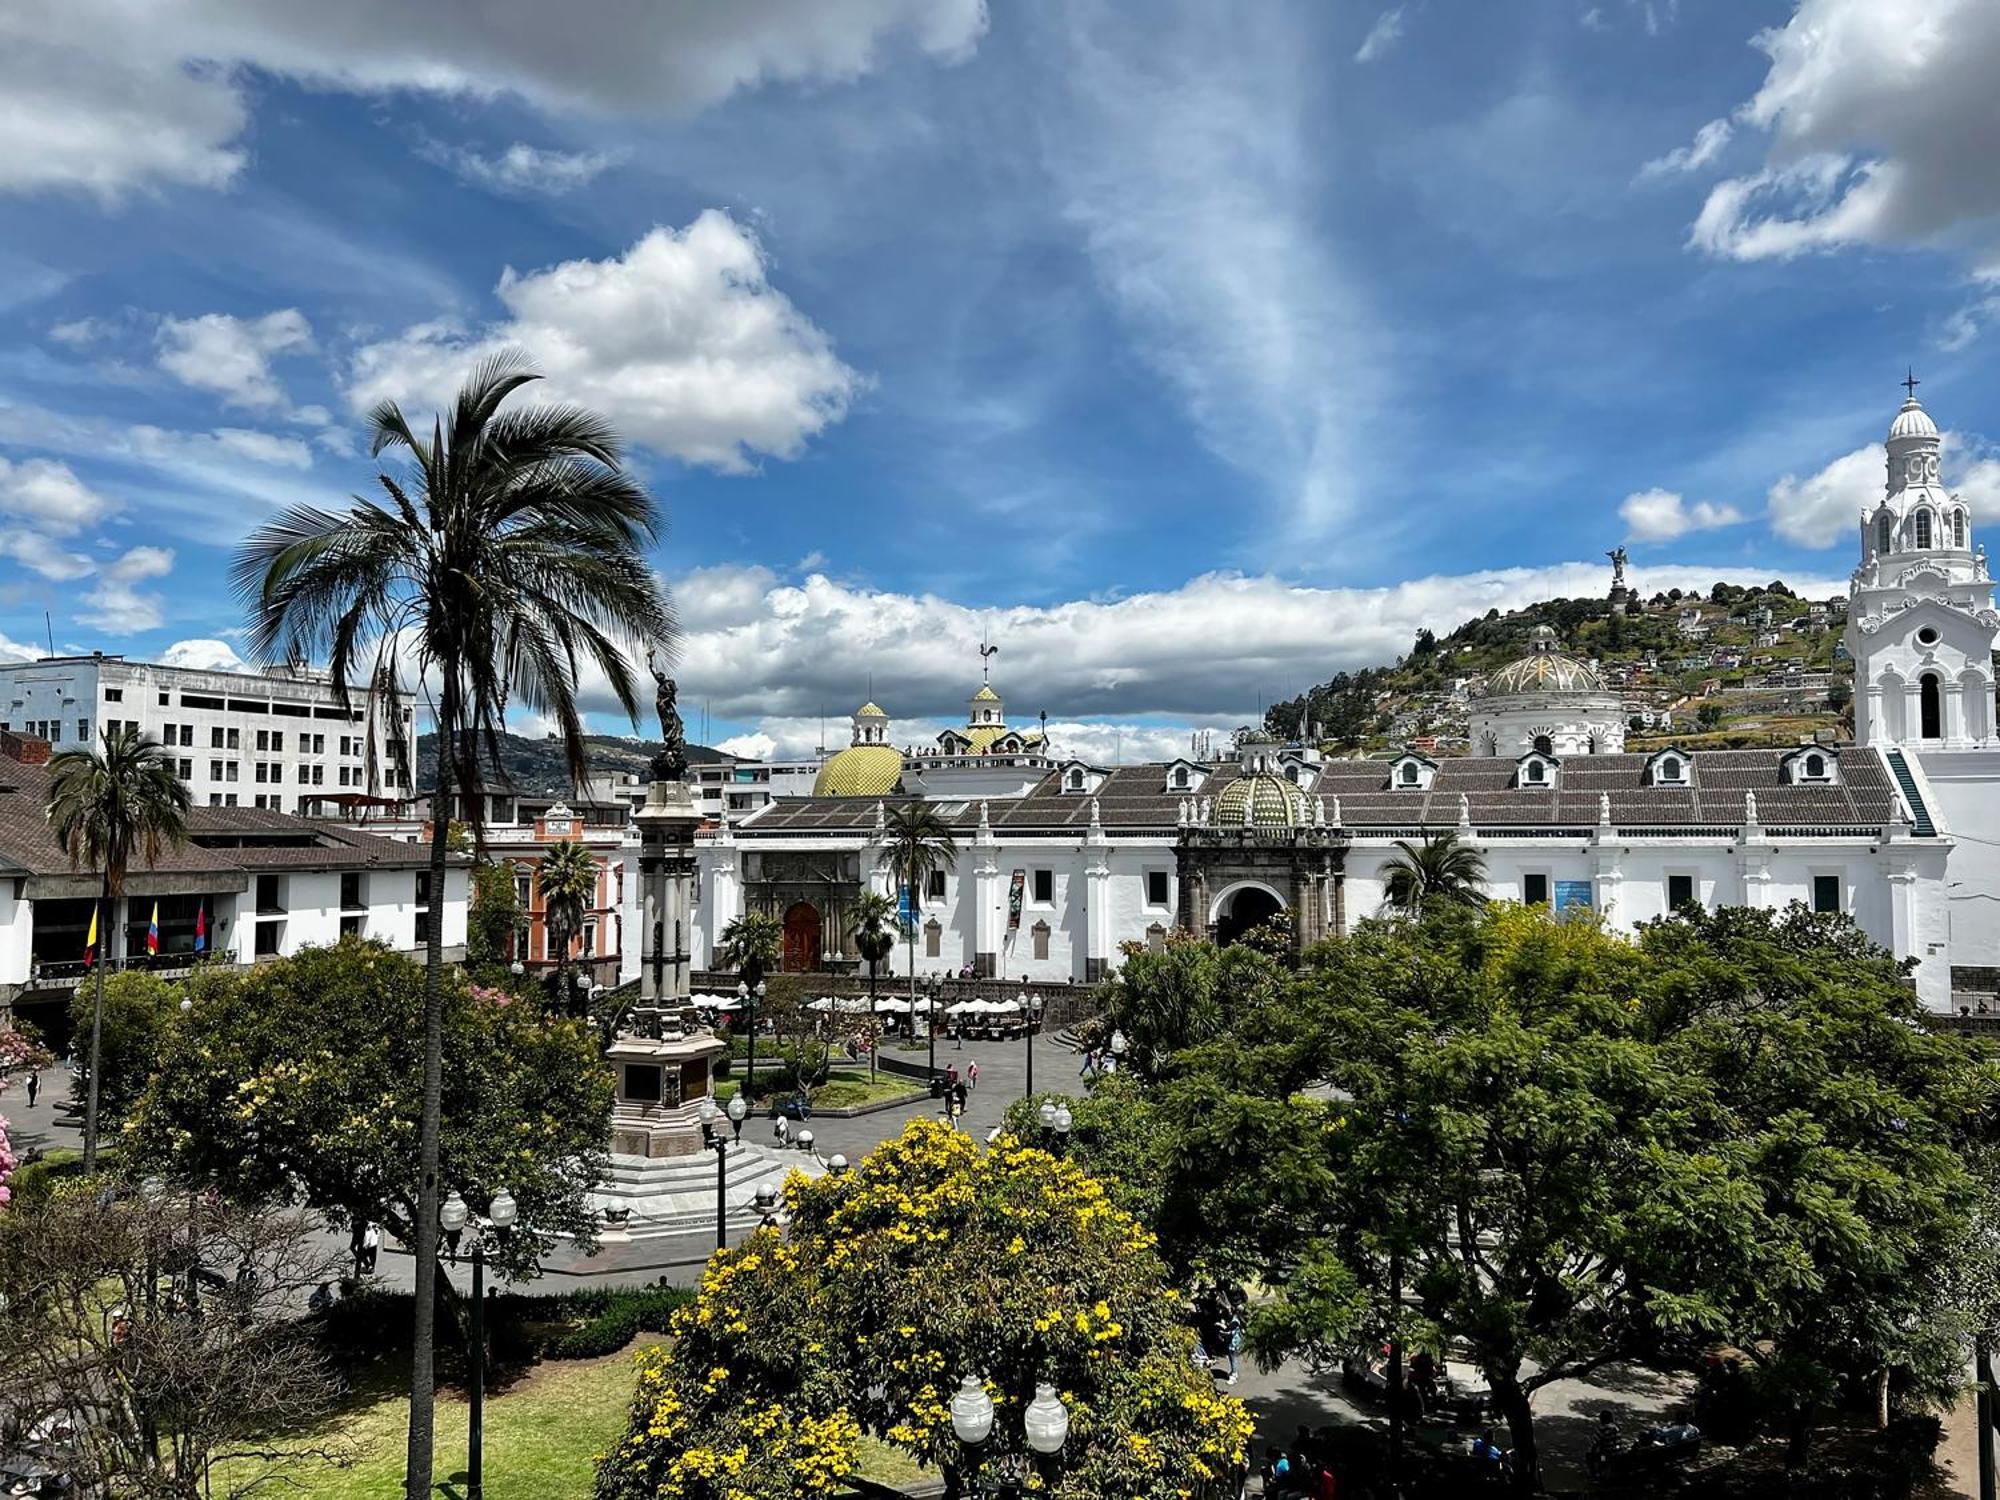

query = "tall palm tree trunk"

[
  {"left": 405, "top": 691, "right": 454, "bottom": 1499},
  {"left": 82, "top": 880, "right": 108, "bottom": 1173}
]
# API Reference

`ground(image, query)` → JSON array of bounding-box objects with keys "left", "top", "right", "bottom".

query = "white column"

[
  {"left": 1082, "top": 852, "right": 1110, "bottom": 984},
  {"left": 1861, "top": 683, "right": 1883, "bottom": 746},
  {"left": 974, "top": 849, "right": 1000, "bottom": 978}
]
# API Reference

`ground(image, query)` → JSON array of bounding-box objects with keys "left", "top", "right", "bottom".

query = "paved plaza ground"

[{"left": 4, "top": 1032, "right": 1984, "bottom": 1496}]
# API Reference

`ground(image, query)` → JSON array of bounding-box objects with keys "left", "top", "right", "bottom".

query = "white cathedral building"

[{"left": 688, "top": 388, "right": 1999, "bottom": 1012}]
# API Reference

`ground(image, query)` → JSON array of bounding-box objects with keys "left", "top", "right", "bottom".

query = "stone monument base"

[{"left": 606, "top": 1030, "right": 726, "bottom": 1159}]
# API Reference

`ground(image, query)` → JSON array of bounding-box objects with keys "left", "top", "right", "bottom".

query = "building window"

[
  {"left": 212, "top": 727, "right": 225, "bottom": 748},
  {"left": 1915, "top": 510, "right": 1933, "bottom": 549},
  {"left": 1146, "top": 870, "right": 1170, "bottom": 906},
  {"left": 1399, "top": 762, "right": 1419, "bottom": 786},
  {"left": 226, "top": 762, "right": 237, "bottom": 782},
  {"left": 924, "top": 919, "right": 942, "bottom": 958},
  {"left": 227, "top": 728, "right": 239, "bottom": 750},
  {"left": 340, "top": 872, "right": 365, "bottom": 910},
  {"left": 1877, "top": 512, "right": 1892, "bottom": 552},
  {"left": 178, "top": 759, "right": 193, "bottom": 780},
  {"left": 1920, "top": 673, "right": 1943, "bottom": 739},
  {"left": 209, "top": 793, "right": 221, "bottom": 806},
  {"left": 256, "top": 874, "right": 283, "bottom": 914},
  {"left": 1524, "top": 761, "right": 1545, "bottom": 784},
  {"left": 1667, "top": 873, "right": 1695, "bottom": 911},
  {"left": 209, "top": 760, "right": 223, "bottom": 780},
  {"left": 1955, "top": 509, "right": 1968, "bottom": 548},
  {"left": 1804, "top": 753, "right": 1825, "bottom": 779},
  {"left": 1032, "top": 868, "right": 1054, "bottom": 903},
  {"left": 255, "top": 764, "right": 267, "bottom": 783},
  {"left": 1523, "top": 872, "right": 1549, "bottom": 905},
  {"left": 158, "top": 692, "right": 169, "bottom": 706},
  {"left": 77, "top": 718, "right": 89, "bottom": 741},
  {"left": 105, "top": 688, "right": 122, "bottom": 702},
  {"left": 340, "top": 914, "right": 365, "bottom": 939},
  {"left": 1067, "top": 770, "right": 1085, "bottom": 790},
  {"left": 1813, "top": 874, "right": 1841, "bottom": 914},
  {"left": 1031, "top": 920, "right": 1051, "bottom": 961},
  {"left": 1172, "top": 767, "right": 1188, "bottom": 789},
  {"left": 254, "top": 920, "right": 282, "bottom": 958},
  {"left": 925, "top": 869, "right": 946, "bottom": 899},
  {"left": 1532, "top": 734, "right": 1554, "bottom": 756}
]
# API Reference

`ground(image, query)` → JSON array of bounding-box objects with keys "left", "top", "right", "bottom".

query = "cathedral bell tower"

[{"left": 1845, "top": 378, "right": 2000, "bottom": 749}]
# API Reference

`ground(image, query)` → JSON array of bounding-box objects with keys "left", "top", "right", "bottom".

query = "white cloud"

[
  {"left": 1354, "top": 8, "right": 1405, "bottom": 63},
  {"left": 345, "top": 213, "right": 863, "bottom": 472},
  {"left": 49, "top": 317, "right": 114, "bottom": 348},
  {"left": 158, "top": 638, "right": 247, "bottom": 672},
  {"left": 1041, "top": 5, "right": 1380, "bottom": 541},
  {"left": 0, "top": 529, "right": 95, "bottom": 581},
  {"left": 208, "top": 428, "right": 314, "bottom": 468},
  {"left": 649, "top": 559, "right": 1849, "bottom": 744},
  {"left": 0, "top": 0, "right": 987, "bottom": 197},
  {"left": 1767, "top": 443, "right": 1883, "bottom": 548},
  {"left": 1618, "top": 487, "right": 1745, "bottom": 542},
  {"left": 1638, "top": 118, "right": 1732, "bottom": 179},
  {"left": 78, "top": 544, "right": 174, "bottom": 633},
  {"left": 1580, "top": 7, "right": 1607, "bottom": 30},
  {"left": 1686, "top": 0, "right": 2000, "bottom": 265},
  {"left": 155, "top": 309, "right": 314, "bottom": 411},
  {"left": 716, "top": 731, "right": 779, "bottom": 761},
  {"left": 0, "top": 455, "right": 117, "bottom": 535},
  {"left": 421, "top": 140, "right": 623, "bottom": 196}
]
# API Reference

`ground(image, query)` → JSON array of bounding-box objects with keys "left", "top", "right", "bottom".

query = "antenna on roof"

[{"left": 43, "top": 612, "right": 53, "bottom": 658}]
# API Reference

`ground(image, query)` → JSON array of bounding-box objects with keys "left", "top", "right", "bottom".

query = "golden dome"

[
  {"left": 813, "top": 744, "right": 904, "bottom": 796},
  {"left": 1480, "top": 626, "right": 1604, "bottom": 697},
  {"left": 1212, "top": 772, "right": 1308, "bottom": 828},
  {"left": 971, "top": 684, "right": 1002, "bottom": 703},
  {"left": 855, "top": 701, "right": 887, "bottom": 718}
]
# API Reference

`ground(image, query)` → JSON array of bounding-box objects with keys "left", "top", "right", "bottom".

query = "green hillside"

[
  {"left": 415, "top": 730, "right": 726, "bottom": 797},
  {"left": 1265, "top": 581, "right": 1853, "bottom": 755}
]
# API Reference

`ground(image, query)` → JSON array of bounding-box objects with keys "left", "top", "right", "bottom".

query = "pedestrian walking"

[
  {"left": 774, "top": 1114, "right": 791, "bottom": 1149},
  {"left": 25, "top": 1068, "right": 39, "bottom": 1107},
  {"left": 1079, "top": 1048, "right": 1098, "bottom": 1079},
  {"left": 946, "top": 1062, "right": 959, "bottom": 1089},
  {"left": 1224, "top": 1305, "right": 1243, "bottom": 1386},
  {"left": 361, "top": 1222, "right": 380, "bottom": 1275},
  {"left": 966, "top": 1059, "right": 979, "bottom": 1092}
]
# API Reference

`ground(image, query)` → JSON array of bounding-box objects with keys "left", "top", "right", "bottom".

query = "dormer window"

[
  {"left": 1172, "top": 767, "right": 1189, "bottom": 789},
  {"left": 1389, "top": 751, "right": 1437, "bottom": 791},
  {"left": 1644, "top": 747, "right": 1693, "bottom": 786},
  {"left": 1514, "top": 750, "right": 1559, "bottom": 789},
  {"left": 1067, "top": 769, "right": 1085, "bottom": 790},
  {"left": 1525, "top": 762, "right": 1544, "bottom": 783},
  {"left": 1781, "top": 745, "right": 1839, "bottom": 785}
]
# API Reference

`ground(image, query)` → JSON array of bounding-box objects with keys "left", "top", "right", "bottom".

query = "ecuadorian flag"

[
  {"left": 147, "top": 901, "right": 160, "bottom": 956},
  {"left": 84, "top": 905, "right": 98, "bottom": 968}
]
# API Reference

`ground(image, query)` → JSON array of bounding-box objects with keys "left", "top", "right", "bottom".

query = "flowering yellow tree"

[{"left": 595, "top": 1118, "right": 1251, "bottom": 1500}]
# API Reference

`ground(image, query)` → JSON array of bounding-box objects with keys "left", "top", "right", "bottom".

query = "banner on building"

[
  {"left": 898, "top": 884, "right": 917, "bottom": 934},
  {"left": 1553, "top": 880, "right": 1594, "bottom": 913},
  {"left": 1008, "top": 870, "right": 1025, "bottom": 931}
]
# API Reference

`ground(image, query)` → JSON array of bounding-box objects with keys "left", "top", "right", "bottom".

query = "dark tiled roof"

[
  {"left": 733, "top": 747, "right": 1900, "bottom": 836},
  {"left": 0, "top": 757, "right": 452, "bottom": 885}
]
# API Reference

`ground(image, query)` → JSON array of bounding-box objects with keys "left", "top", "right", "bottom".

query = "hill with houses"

[{"left": 1264, "top": 581, "right": 1853, "bottom": 757}]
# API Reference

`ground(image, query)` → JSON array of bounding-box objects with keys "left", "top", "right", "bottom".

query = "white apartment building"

[{"left": 0, "top": 653, "right": 415, "bottom": 816}]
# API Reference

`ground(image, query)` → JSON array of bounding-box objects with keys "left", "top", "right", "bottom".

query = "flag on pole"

[
  {"left": 147, "top": 901, "right": 160, "bottom": 956},
  {"left": 84, "top": 905, "right": 98, "bottom": 968},
  {"left": 193, "top": 900, "right": 207, "bottom": 954}
]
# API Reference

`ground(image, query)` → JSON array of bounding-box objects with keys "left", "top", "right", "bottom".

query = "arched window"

[
  {"left": 1805, "top": 753, "right": 1825, "bottom": 778},
  {"left": 1915, "top": 510, "right": 1934, "bottom": 549},
  {"left": 1172, "top": 767, "right": 1188, "bottom": 789},
  {"left": 1921, "top": 673, "right": 1943, "bottom": 739},
  {"left": 1876, "top": 512, "right": 1893, "bottom": 553},
  {"left": 1532, "top": 734, "right": 1554, "bottom": 756},
  {"left": 1067, "top": 770, "right": 1084, "bottom": 790},
  {"left": 1955, "top": 509, "right": 1968, "bottom": 548},
  {"left": 1399, "top": 762, "right": 1419, "bottom": 786},
  {"left": 1525, "top": 761, "right": 1545, "bottom": 783}
]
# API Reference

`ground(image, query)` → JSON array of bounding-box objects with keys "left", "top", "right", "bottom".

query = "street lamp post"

[
  {"left": 1019, "top": 990, "right": 1032, "bottom": 1100},
  {"left": 1108, "top": 1027, "right": 1127, "bottom": 1077},
  {"left": 946, "top": 1372, "right": 1070, "bottom": 1498},
  {"left": 442, "top": 1186, "right": 517, "bottom": 1500},
  {"left": 699, "top": 1098, "right": 729, "bottom": 1251},
  {"left": 1036, "top": 1099, "right": 1072, "bottom": 1151}
]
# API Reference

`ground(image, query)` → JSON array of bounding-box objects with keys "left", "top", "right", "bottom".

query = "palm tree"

[
  {"left": 717, "top": 910, "right": 783, "bottom": 1101},
  {"left": 878, "top": 802, "right": 958, "bottom": 1029},
  {"left": 233, "top": 355, "right": 672, "bottom": 1500},
  {"left": 1380, "top": 831, "right": 1488, "bottom": 915},
  {"left": 537, "top": 840, "right": 598, "bottom": 1014},
  {"left": 849, "top": 890, "right": 897, "bottom": 1081},
  {"left": 47, "top": 725, "right": 191, "bottom": 1173}
]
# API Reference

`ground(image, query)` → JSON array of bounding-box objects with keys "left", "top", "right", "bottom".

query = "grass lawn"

[
  {"left": 213, "top": 1341, "right": 656, "bottom": 1499},
  {"left": 713, "top": 1068, "right": 920, "bottom": 1111}
]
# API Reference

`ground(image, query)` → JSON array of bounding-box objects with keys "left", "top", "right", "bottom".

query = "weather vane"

[{"left": 978, "top": 638, "right": 999, "bottom": 685}]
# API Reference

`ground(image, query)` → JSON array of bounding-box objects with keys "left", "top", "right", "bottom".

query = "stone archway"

[
  {"left": 782, "top": 901, "right": 822, "bottom": 972},
  {"left": 1211, "top": 882, "right": 1286, "bottom": 948}
]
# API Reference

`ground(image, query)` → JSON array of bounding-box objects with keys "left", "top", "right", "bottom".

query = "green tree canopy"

[{"left": 125, "top": 940, "right": 612, "bottom": 1281}]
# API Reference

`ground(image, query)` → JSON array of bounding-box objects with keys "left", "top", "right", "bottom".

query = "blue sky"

[{"left": 2, "top": 0, "right": 1998, "bottom": 762}]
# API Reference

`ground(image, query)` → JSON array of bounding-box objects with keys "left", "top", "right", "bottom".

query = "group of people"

[
  {"left": 1191, "top": 1281, "right": 1248, "bottom": 1386},
  {"left": 932, "top": 1060, "right": 975, "bottom": 1122},
  {"left": 1076, "top": 1047, "right": 1120, "bottom": 1079},
  {"left": 1261, "top": 1426, "right": 1347, "bottom": 1497}
]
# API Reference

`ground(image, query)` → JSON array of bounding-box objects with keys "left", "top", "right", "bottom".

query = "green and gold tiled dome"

[
  {"left": 1211, "top": 771, "right": 1308, "bottom": 828},
  {"left": 813, "top": 744, "right": 904, "bottom": 797}
]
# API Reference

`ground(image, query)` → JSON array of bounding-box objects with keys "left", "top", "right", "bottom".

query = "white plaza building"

[
  {"left": 688, "top": 387, "right": 2000, "bottom": 1013},
  {"left": 0, "top": 653, "right": 417, "bottom": 816}
]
